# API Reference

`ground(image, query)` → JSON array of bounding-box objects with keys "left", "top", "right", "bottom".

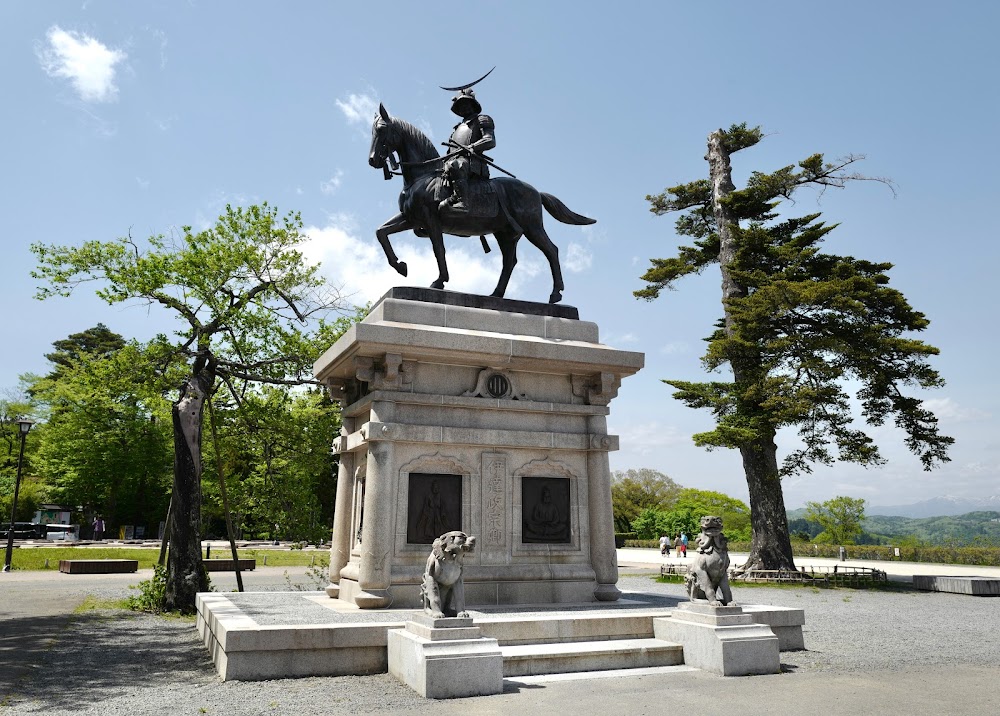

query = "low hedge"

[
  {"left": 787, "top": 543, "right": 1000, "bottom": 566},
  {"left": 622, "top": 540, "right": 1000, "bottom": 566}
]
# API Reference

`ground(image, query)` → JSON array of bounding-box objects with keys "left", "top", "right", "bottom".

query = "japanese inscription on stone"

[{"left": 483, "top": 454, "right": 507, "bottom": 545}]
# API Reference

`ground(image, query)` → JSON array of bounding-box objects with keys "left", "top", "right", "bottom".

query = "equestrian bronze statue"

[{"left": 366, "top": 77, "right": 594, "bottom": 304}]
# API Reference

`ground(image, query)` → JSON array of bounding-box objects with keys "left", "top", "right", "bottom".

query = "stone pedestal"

[
  {"left": 654, "top": 603, "right": 780, "bottom": 676},
  {"left": 314, "top": 289, "right": 644, "bottom": 608},
  {"left": 388, "top": 615, "right": 503, "bottom": 699}
]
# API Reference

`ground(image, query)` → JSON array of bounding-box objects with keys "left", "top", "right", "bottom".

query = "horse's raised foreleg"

[
  {"left": 428, "top": 226, "right": 449, "bottom": 290},
  {"left": 522, "top": 223, "right": 564, "bottom": 304},
  {"left": 490, "top": 229, "right": 520, "bottom": 299},
  {"left": 375, "top": 213, "right": 412, "bottom": 277}
]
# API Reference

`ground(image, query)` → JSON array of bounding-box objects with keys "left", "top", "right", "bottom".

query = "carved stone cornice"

[
  {"left": 514, "top": 457, "right": 576, "bottom": 479},
  {"left": 354, "top": 353, "right": 413, "bottom": 392},
  {"left": 399, "top": 451, "right": 476, "bottom": 477},
  {"left": 324, "top": 377, "right": 361, "bottom": 406},
  {"left": 571, "top": 372, "right": 621, "bottom": 406}
]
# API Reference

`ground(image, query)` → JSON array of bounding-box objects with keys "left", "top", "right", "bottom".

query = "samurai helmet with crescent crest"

[
  {"left": 450, "top": 88, "right": 481, "bottom": 116},
  {"left": 441, "top": 66, "right": 494, "bottom": 116}
]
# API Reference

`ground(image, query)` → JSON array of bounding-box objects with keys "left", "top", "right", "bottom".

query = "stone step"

[{"left": 501, "top": 638, "right": 684, "bottom": 677}]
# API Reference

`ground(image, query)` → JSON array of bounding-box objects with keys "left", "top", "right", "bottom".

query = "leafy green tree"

[
  {"left": 204, "top": 385, "right": 341, "bottom": 543},
  {"left": 673, "top": 488, "right": 751, "bottom": 541},
  {"left": 611, "top": 468, "right": 681, "bottom": 532},
  {"left": 805, "top": 496, "right": 867, "bottom": 544},
  {"left": 32, "top": 204, "right": 346, "bottom": 611},
  {"left": 637, "top": 125, "right": 952, "bottom": 571},
  {"left": 28, "top": 342, "right": 174, "bottom": 534},
  {"left": 629, "top": 508, "right": 671, "bottom": 540}
]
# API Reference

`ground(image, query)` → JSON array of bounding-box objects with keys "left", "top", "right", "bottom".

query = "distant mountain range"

[{"left": 867, "top": 496, "right": 1000, "bottom": 519}]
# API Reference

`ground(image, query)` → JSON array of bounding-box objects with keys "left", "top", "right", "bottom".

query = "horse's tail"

[{"left": 541, "top": 193, "right": 596, "bottom": 225}]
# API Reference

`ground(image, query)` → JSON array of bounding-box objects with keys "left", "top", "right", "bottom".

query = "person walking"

[
  {"left": 659, "top": 534, "right": 670, "bottom": 556},
  {"left": 674, "top": 533, "right": 685, "bottom": 558},
  {"left": 92, "top": 516, "right": 105, "bottom": 542}
]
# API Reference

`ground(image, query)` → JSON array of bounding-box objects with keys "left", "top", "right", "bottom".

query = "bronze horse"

[{"left": 368, "top": 104, "right": 594, "bottom": 304}]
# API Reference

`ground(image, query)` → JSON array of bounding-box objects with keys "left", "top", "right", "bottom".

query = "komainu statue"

[
  {"left": 421, "top": 531, "right": 476, "bottom": 618},
  {"left": 685, "top": 516, "right": 735, "bottom": 607}
]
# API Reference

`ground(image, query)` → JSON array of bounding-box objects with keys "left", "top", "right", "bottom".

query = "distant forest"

[{"left": 787, "top": 510, "right": 1000, "bottom": 547}]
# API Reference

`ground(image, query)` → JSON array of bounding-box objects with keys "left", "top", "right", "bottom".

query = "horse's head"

[{"left": 368, "top": 103, "right": 394, "bottom": 170}]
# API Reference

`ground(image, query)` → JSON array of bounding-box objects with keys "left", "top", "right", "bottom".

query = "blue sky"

[{"left": 3, "top": 1, "right": 998, "bottom": 508}]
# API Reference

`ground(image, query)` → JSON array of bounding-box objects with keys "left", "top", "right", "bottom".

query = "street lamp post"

[{"left": 3, "top": 419, "right": 35, "bottom": 573}]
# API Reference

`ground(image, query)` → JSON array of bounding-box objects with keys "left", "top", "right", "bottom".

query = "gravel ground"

[{"left": 2, "top": 573, "right": 999, "bottom": 715}]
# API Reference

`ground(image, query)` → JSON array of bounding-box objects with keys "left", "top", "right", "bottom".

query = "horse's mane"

[{"left": 391, "top": 117, "right": 439, "bottom": 162}]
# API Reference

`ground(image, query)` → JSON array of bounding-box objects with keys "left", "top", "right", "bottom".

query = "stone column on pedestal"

[
  {"left": 587, "top": 413, "right": 621, "bottom": 601},
  {"left": 325, "top": 416, "right": 356, "bottom": 598},
  {"left": 355, "top": 401, "right": 395, "bottom": 608}
]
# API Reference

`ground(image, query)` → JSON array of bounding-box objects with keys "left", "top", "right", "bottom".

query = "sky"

[{"left": 2, "top": 1, "right": 998, "bottom": 509}]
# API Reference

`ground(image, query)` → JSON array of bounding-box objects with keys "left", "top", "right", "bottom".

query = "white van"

[{"left": 46, "top": 524, "right": 80, "bottom": 541}]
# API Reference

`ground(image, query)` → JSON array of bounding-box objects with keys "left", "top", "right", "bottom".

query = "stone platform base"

[
  {"left": 197, "top": 591, "right": 804, "bottom": 682},
  {"left": 739, "top": 604, "right": 806, "bottom": 650},
  {"left": 653, "top": 603, "right": 780, "bottom": 676},
  {"left": 388, "top": 616, "right": 503, "bottom": 698},
  {"left": 913, "top": 575, "right": 1000, "bottom": 596}
]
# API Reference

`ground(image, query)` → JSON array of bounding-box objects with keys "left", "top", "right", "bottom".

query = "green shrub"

[
  {"left": 123, "top": 565, "right": 168, "bottom": 613},
  {"left": 624, "top": 539, "right": 659, "bottom": 548},
  {"left": 614, "top": 532, "right": 637, "bottom": 548}
]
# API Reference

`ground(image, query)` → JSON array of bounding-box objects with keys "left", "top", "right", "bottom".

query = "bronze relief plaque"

[
  {"left": 407, "top": 473, "right": 463, "bottom": 544},
  {"left": 521, "top": 477, "right": 571, "bottom": 543}
]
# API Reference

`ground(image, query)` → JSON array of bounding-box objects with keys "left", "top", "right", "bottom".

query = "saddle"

[
  {"left": 413, "top": 177, "right": 501, "bottom": 238},
  {"left": 440, "top": 179, "right": 499, "bottom": 219}
]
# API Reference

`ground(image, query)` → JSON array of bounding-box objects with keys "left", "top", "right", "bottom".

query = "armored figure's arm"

[{"left": 468, "top": 114, "right": 496, "bottom": 154}]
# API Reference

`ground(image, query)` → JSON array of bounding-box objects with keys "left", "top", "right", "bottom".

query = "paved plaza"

[{"left": 2, "top": 550, "right": 999, "bottom": 714}]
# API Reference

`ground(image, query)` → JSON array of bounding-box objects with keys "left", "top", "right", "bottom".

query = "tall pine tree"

[{"left": 637, "top": 125, "right": 953, "bottom": 571}]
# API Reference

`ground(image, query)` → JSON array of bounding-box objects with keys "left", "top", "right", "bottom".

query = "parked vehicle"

[
  {"left": 45, "top": 524, "right": 80, "bottom": 541},
  {"left": 0, "top": 522, "right": 46, "bottom": 540}
]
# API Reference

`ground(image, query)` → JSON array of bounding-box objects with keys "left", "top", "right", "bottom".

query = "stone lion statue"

[
  {"left": 685, "top": 516, "right": 735, "bottom": 607},
  {"left": 420, "top": 530, "right": 476, "bottom": 618}
]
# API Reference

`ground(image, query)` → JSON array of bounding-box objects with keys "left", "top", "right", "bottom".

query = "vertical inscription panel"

[
  {"left": 480, "top": 453, "right": 508, "bottom": 563},
  {"left": 406, "top": 473, "right": 462, "bottom": 544},
  {"left": 521, "top": 477, "right": 571, "bottom": 544}
]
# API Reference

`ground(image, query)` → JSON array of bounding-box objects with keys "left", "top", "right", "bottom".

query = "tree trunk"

[
  {"left": 165, "top": 368, "right": 212, "bottom": 612},
  {"left": 738, "top": 435, "right": 796, "bottom": 572},
  {"left": 707, "top": 129, "right": 796, "bottom": 572}
]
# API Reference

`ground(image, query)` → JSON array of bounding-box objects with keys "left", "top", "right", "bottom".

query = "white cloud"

[
  {"left": 154, "top": 114, "right": 177, "bottom": 131},
  {"left": 336, "top": 93, "right": 378, "bottom": 125},
  {"left": 564, "top": 242, "right": 593, "bottom": 272},
  {"left": 37, "top": 26, "right": 126, "bottom": 102},
  {"left": 320, "top": 170, "right": 345, "bottom": 196},
  {"left": 660, "top": 341, "right": 691, "bottom": 355},
  {"left": 922, "top": 397, "right": 991, "bottom": 423},
  {"left": 614, "top": 421, "right": 689, "bottom": 456},
  {"left": 302, "top": 217, "right": 527, "bottom": 306},
  {"left": 146, "top": 26, "right": 168, "bottom": 69},
  {"left": 956, "top": 461, "right": 997, "bottom": 476},
  {"left": 604, "top": 332, "right": 638, "bottom": 345}
]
